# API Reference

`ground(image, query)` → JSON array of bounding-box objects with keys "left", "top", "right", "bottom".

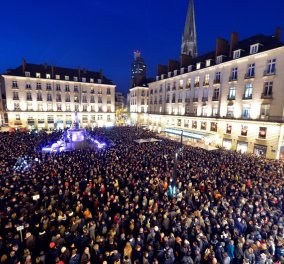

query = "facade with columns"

[
  {"left": 0, "top": 61, "right": 116, "bottom": 129},
  {"left": 146, "top": 30, "right": 284, "bottom": 159}
]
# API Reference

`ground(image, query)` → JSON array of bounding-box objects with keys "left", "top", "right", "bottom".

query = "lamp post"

[{"left": 169, "top": 130, "right": 184, "bottom": 198}]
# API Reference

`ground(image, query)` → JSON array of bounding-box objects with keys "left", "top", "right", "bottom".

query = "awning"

[
  {"left": 164, "top": 128, "right": 212, "bottom": 140},
  {"left": 134, "top": 138, "right": 161, "bottom": 144}
]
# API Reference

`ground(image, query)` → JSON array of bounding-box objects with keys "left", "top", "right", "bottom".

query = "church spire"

[{"left": 181, "top": 0, "right": 198, "bottom": 57}]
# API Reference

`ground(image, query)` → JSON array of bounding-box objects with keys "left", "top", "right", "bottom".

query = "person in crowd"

[{"left": 0, "top": 127, "right": 284, "bottom": 264}]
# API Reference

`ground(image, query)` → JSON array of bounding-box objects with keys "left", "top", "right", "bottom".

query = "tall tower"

[
  {"left": 131, "top": 51, "right": 146, "bottom": 87},
  {"left": 181, "top": 0, "right": 198, "bottom": 57}
]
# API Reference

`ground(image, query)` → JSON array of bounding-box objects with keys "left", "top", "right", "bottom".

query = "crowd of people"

[{"left": 0, "top": 127, "right": 284, "bottom": 264}]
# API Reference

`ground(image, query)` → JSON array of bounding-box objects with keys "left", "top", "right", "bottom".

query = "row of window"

[
  {"left": 13, "top": 102, "right": 113, "bottom": 112},
  {"left": 148, "top": 81, "right": 273, "bottom": 104},
  {"left": 12, "top": 92, "right": 112, "bottom": 103},
  {"left": 24, "top": 71, "right": 103, "bottom": 83},
  {"left": 16, "top": 114, "right": 111, "bottom": 122},
  {"left": 11, "top": 81, "right": 112, "bottom": 94},
  {"left": 152, "top": 58, "right": 276, "bottom": 93},
  {"left": 164, "top": 119, "right": 267, "bottom": 139}
]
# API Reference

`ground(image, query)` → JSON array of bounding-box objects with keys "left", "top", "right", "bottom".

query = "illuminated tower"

[
  {"left": 181, "top": 0, "right": 198, "bottom": 57},
  {"left": 131, "top": 51, "right": 146, "bottom": 87}
]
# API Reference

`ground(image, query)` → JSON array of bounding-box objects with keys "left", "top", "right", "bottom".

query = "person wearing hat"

[{"left": 46, "top": 242, "right": 60, "bottom": 264}]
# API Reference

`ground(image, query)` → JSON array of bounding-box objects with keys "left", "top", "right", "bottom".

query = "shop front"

[
  {"left": 237, "top": 141, "right": 248, "bottom": 154},
  {"left": 223, "top": 139, "right": 232, "bottom": 150},
  {"left": 164, "top": 128, "right": 210, "bottom": 144},
  {"left": 253, "top": 144, "right": 267, "bottom": 157}
]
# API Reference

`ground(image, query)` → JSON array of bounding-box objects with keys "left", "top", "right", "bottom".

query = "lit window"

[
  {"left": 46, "top": 74, "right": 51, "bottom": 79},
  {"left": 90, "top": 78, "right": 94, "bottom": 83},
  {"left": 36, "top": 73, "right": 41, "bottom": 78},
  {"left": 206, "top": 60, "right": 211, "bottom": 67},
  {"left": 55, "top": 75, "right": 60, "bottom": 80},
  {"left": 259, "top": 127, "right": 267, "bottom": 139},
  {"left": 196, "top": 62, "right": 201, "bottom": 69},
  {"left": 82, "top": 77, "right": 86, "bottom": 82},
  {"left": 25, "top": 72, "right": 30, "bottom": 77},
  {"left": 73, "top": 76, "right": 78, "bottom": 82},
  {"left": 65, "top": 76, "right": 69, "bottom": 81}
]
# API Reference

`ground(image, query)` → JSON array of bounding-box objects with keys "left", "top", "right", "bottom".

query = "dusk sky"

[{"left": 0, "top": 0, "right": 283, "bottom": 94}]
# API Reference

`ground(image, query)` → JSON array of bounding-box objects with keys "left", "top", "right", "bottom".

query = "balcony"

[
  {"left": 56, "top": 99, "right": 62, "bottom": 102},
  {"left": 66, "top": 99, "right": 71, "bottom": 102},
  {"left": 261, "top": 93, "right": 273, "bottom": 99},
  {"left": 185, "top": 98, "right": 191, "bottom": 103},
  {"left": 193, "top": 98, "right": 198, "bottom": 102},
  {"left": 242, "top": 94, "right": 253, "bottom": 100},
  {"left": 178, "top": 99, "right": 182, "bottom": 103},
  {"left": 244, "top": 73, "right": 255, "bottom": 79},
  {"left": 37, "top": 98, "right": 43, "bottom": 101},
  {"left": 12, "top": 85, "right": 18, "bottom": 89},
  {"left": 166, "top": 99, "right": 170, "bottom": 103},
  {"left": 202, "top": 97, "right": 208, "bottom": 102},
  {"left": 212, "top": 96, "right": 219, "bottom": 101},
  {"left": 13, "top": 97, "right": 19, "bottom": 100},
  {"left": 47, "top": 98, "right": 52, "bottom": 102},
  {"left": 171, "top": 99, "right": 176, "bottom": 103},
  {"left": 26, "top": 97, "right": 32, "bottom": 101},
  {"left": 263, "top": 69, "right": 276, "bottom": 76},
  {"left": 227, "top": 95, "right": 236, "bottom": 100},
  {"left": 194, "top": 82, "right": 200, "bottom": 87},
  {"left": 228, "top": 76, "right": 238, "bottom": 82},
  {"left": 213, "top": 79, "right": 221, "bottom": 84}
]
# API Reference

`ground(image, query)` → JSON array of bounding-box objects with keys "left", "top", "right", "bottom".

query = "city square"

[{"left": 0, "top": 0, "right": 284, "bottom": 263}]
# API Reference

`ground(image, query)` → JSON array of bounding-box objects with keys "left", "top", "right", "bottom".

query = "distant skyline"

[{"left": 0, "top": 0, "right": 283, "bottom": 94}]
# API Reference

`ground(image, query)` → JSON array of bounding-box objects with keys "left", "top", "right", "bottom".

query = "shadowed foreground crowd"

[{"left": 0, "top": 127, "right": 284, "bottom": 264}]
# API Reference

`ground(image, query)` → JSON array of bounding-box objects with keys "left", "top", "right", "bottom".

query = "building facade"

[
  {"left": 0, "top": 61, "right": 116, "bottom": 129},
  {"left": 129, "top": 86, "right": 149, "bottom": 126},
  {"left": 146, "top": 30, "right": 284, "bottom": 159},
  {"left": 115, "top": 92, "right": 126, "bottom": 110}
]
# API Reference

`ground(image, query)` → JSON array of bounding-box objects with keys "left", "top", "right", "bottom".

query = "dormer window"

[
  {"left": 206, "top": 60, "right": 211, "bottom": 67},
  {"left": 73, "top": 76, "right": 78, "bottom": 82},
  {"left": 188, "top": 65, "right": 193, "bottom": 72},
  {"left": 25, "top": 71, "right": 30, "bottom": 77},
  {"left": 90, "top": 78, "right": 94, "bottom": 83},
  {"left": 46, "top": 74, "right": 51, "bottom": 79},
  {"left": 168, "top": 72, "right": 172, "bottom": 78},
  {"left": 97, "top": 79, "right": 102, "bottom": 84},
  {"left": 36, "top": 73, "right": 41, "bottom": 78},
  {"left": 55, "top": 75, "right": 60, "bottom": 80},
  {"left": 250, "top": 44, "right": 259, "bottom": 54},
  {"left": 82, "top": 77, "right": 86, "bottom": 82},
  {"left": 196, "top": 62, "right": 201, "bottom": 70},
  {"left": 65, "top": 75, "right": 69, "bottom": 81},
  {"left": 216, "top": 55, "right": 223, "bottom": 64},
  {"left": 233, "top": 50, "right": 241, "bottom": 59}
]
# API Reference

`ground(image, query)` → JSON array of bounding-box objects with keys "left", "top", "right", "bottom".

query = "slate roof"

[{"left": 4, "top": 63, "right": 114, "bottom": 85}]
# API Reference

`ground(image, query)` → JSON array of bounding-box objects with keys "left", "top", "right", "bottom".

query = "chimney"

[
  {"left": 180, "top": 54, "right": 193, "bottom": 68},
  {"left": 229, "top": 32, "right": 239, "bottom": 57},
  {"left": 51, "top": 65, "right": 54, "bottom": 78},
  {"left": 22, "top": 58, "right": 26, "bottom": 73},
  {"left": 215, "top": 38, "right": 229, "bottom": 58},
  {"left": 157, "top": 64, "right": 168, "bottom": 76},
  {"left": 275, "top": 27, "right": 282, "bottom": 41},
  {"left": 78, "top": 67, "right": 81, "bottom": 79},
  {"left": 168, "top": 60, "right": 180, "bottom": 72}
]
